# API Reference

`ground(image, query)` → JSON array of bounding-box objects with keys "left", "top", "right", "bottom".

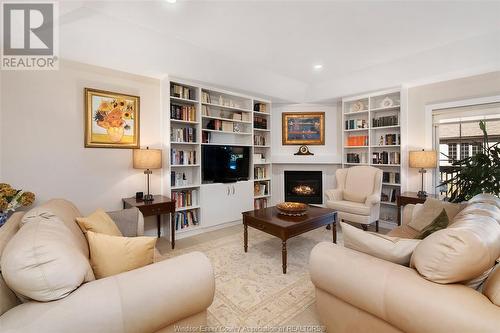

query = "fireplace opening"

[{"left": 284, "top": 171, "right": 323, "bottom": 204}]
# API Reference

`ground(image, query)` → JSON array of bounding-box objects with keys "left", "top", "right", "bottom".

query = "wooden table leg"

[
  {"left": 332, "top": 213, "right": 337, "bottom": 244},
  {"left": 157, "top": 215, "right": 161, "bottom": 238},
  {"left": 282, "top": 240, "right": 287, "bottom": 274},
  {"left": 243, "top": 222, "right": 248, "bottom": 253},
  {"left": 397, "top": 200, "right": 402, "bottom": 226},
  {"left": 170, "top": 214, "right": 175, "bottom": 249}
]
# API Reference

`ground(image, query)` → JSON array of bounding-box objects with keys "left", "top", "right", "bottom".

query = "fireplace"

[{"left": 284, "top": 171, "right": 323, "bottom": 204}]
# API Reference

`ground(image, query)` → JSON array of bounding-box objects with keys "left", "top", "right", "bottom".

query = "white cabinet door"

[{"left": 200, "top": 181, "right": 253, "bottom": 228}]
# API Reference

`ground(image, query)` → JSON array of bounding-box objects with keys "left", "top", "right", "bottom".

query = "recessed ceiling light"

[
  {"left": 165, "top": 0, "right": 176, "bottom": 3},
  {"left": 313, "top": 64, "right": 323, "bottom": 71}
]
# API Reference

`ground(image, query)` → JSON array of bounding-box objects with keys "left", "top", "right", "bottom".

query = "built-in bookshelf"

[
  {"left": 168, "top": 79, "right": 272, "bottom": 236},
  {"left": 342, "top": 89, "right": 403, "bottom": 226}
]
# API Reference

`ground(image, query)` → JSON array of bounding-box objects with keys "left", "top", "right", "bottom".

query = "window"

[
  {"left": 460, "top": 143, "right": 469, "bottom": 159},
  {"left": 448, "top": 143, "right": 457, "bottom": 162},
  {"left": 472, "top": 143, "right": 482, "bottom": 156}
]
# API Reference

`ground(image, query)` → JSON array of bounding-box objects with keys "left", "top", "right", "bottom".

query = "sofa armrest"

[
  {"left": 310, "top": 242, "right": 500, "bottom": 333},
  {"left": 0, "top": 252, "right": 215, "bottom": 333},
  {"left": 107, "top": 207, "right": 144, "bottom": 237},
  {"left": 364, "top": 193, "right": 380, "bottom": 206},
  {"left": 325, "top": 189, "right": 342, "bottom": 201}
]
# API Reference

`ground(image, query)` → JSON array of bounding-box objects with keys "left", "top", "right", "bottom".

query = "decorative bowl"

[{"left": 276, "top": 202, "right": 308, "bottom": 216}]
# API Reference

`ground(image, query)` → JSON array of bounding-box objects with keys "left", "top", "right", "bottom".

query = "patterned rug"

[{"left": 162, "top": 226, "right": 340, "bottom": 327}]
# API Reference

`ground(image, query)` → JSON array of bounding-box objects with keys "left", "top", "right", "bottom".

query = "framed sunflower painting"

[{"left": 84, "top": 88, "right": 140, "bottom": 148}]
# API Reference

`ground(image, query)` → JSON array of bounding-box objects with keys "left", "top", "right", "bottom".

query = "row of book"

[
  {"left": 254, "top": 116, "right": 268, "bottom": 129},
  {"left": 174, "top": 210, "right": 199, "bottom": 231},
  {"left": 346, "top": 153, "right": 367, "bottom": 164},
  {"left": 202, "top": 131, "right": 211, "bottom": 143},
  {"left": 171, "top": 84, "right": 194, "bottom": 100},
  {"left": 171, "top": 104, "right": 196, "bottom": 122},
  {"left": 374, "top": 133, "right": 400, "bottom": 146},
  {"left": 346, "top": 135, "right": 369, "bottom": 146},
  {"left": 201, "top": 105, "right": 251, "bottom": 122},
  {"left": 254, "top": 103, "right": 268, "bottom": 113},
  {"left": 373, "top": 151, "right": 400, "bottom": 165},
  {"left": 254, "top": 135, "right": 267, "bottom": 146},
  {"left": 171, "top": 127, "right": 196, "bottom": 143},
  {"left": 254, "top": 166, "right": 267, "bottom": 179},
  {"left": 373, "top": 115, "right": 398, "bottom": 127},
  {"left": 345, "top": 119, "right": 368, "bottom": 130},
  {"left": 205, "top": 119, "right": 234, "bottom": 132},
  {"left": 171, "top": 149, "right": 196, "bottom": 165},
  {"left": 171, "top": 171, "right": 187, "bottom": 187},
  {"left": 381, "top": 188, "right": 399, "bottom": 203},
  {"left": 172, "top": 189, "right": 198, "bottom": 208},
  {"left": 383, "top": 171, "right": 400, "bottom": 184},
  {"left": 254, "top": 198, "right": 268, "bottom": 209}
]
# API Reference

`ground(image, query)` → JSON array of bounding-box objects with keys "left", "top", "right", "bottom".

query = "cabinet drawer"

[{"left": 139, "top": 204, "right": 171, "bottom": 217}]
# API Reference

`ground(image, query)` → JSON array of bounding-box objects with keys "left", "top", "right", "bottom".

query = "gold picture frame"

[
  {"left": 282, "top": 112, "right": 325, "bottom": 145},
  {"left": 84, "top": 88, "right": 140, "bottom": 148}
]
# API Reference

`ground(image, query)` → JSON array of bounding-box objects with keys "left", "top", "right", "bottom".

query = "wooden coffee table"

[{"left": 242, "top": 205, "right": 337, "bottom": 274}]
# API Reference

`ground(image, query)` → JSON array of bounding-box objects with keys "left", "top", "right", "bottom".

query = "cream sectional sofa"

[
  {"left": 0, "top": 199, "right": 215, "bottom": 333},
  {"left": 310, "top": 194, "right": 500, "bottom": 333}
]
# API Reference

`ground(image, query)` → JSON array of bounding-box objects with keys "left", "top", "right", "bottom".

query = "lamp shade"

[
  {"left": 133, "top": 148, "right": 162, "bottom": 169},
  {"left": 409, "top": 150, "right": 437, "bottom": 169}
]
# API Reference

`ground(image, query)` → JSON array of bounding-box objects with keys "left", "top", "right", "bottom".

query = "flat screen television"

[{"left": 202, "top": 145, "right": 250, "bottom": 183}]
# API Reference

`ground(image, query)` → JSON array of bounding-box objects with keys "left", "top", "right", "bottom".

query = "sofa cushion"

[
  {"left": 327, "top": 200, "right": 370, "bottom": 216},
  {"left": 76, "top": 209, "right": 123, "bottom": 237},
  {"left": 411, "top": 205, "right": 500, "bottom": 284},
  {"left": 386, "top": 225, "right": 420, "bottom": 239},
  {"left": 483, "top": 264, "right": 500, "bottom": 306},
  {"left": 1, "top": 209, "right": 94, "bottom": 301},
  {"left": 87, "top": 231, "right": 156, "bottom": 279},
  {"left": 341, "top": 222, "right": 420, "bottom": 265},
  {"left": 417, "top": 209, "right": 449, "bottom": 239},
  {"left": 468, "top": 193, "right": 500, "bottom": 209},
  {"left": 343, "top": 191, "right": 366, "bottom": 204},
  {"left": 408, "top": 198, "right": 463, "bottom": 232}
]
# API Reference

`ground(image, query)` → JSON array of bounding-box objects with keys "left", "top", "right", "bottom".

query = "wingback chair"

[{"left": 325, "top": 166, "right": 383, "bottom": 231}]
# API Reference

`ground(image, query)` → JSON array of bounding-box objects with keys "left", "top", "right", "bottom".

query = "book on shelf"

[
  {"left": 346, "top": 153, "right": 367, "bottom": 164},
  {"left": 253, "top": 116, "right": 268, "bottom": 129},
  {"left": 202, "top": 91, "right": 211, "bottom": 104},
  {"left": 254, "top": 103, "right": 267, "bottom": 113},
  {"left": 254, "top": 166, "right": 267, "bottom": 179},
  {"left": 171, "top": 83, "right": 193, "bottom": 100},
  {"left": 174, "top": 210, "right": 198, "bottom": 231},
  {"left": 381, "top": 188, "right": 399, "bottom": 203},
  {"left": 202, "top": 131, "right": 211, "bottom": 143},
  {"left": 172, "top": 189, "right": 197, "bottom": 208},
  {"left": 346, "top": 135, "right": 368, "bottom": 146},
  {"left": 222, "top": 121, "right": 234, "bottom": 132},
  {"left": 254, "top": 198, "right": 268, "bottom": 209},
  {"left": 254, "top": 181, "right": 268, "bottom": 196},
  {"left": 254, "top": 135, "right": 266, "bottom": 146},
  {"left": 345, "top": 119, "right": 367, "bottom": 130},
  {"left": 383, "top": 171, "right": 400, "bottom": 184},
  {"left": 372, "top": 115, "right": 398, "bottom": 127},
  {"left": 171, "top": 171, "right": 189, "bottom": 187},
  {"left": 206, "top": 119, "right": 235, "bottom": 132},
  {"left": 171, "top": 127, "right": 196, "bottom": 143},
  {"left": 171, "top": 104, "right": 196, "bottom": 122},
  {"left": 372, "top": 151, "right": 400, "bottom": 165},
  {"left": 171, "top": 149, "right": 196, "bottom": 165},
  {"left": 374, "top": 133, "right": 400, "bottom": 146}
]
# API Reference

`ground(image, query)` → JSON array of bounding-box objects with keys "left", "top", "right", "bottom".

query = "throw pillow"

[
  {"left": 408, "top": 198, "right": 463, "bottom": 232},
  {"left": 417, "top": 209, "right": 449, "bottom": 240},
  {"left": 341, "top": 222, "right": 420, "bottom": 265},
  {"left": 76, "top": 209, "right": 122, "bottom": 237},
  {"left": 87, "top": 231, "right": 156, "bottom": 279},
  {"left": 343, "top": 191, "right": 366, "bottom": 203}
]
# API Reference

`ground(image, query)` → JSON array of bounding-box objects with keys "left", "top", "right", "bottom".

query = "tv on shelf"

[{"left": 202, "top": 145, "right": 250, "bottom": 183}]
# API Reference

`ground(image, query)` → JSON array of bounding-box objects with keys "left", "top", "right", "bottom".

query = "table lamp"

[
  {"left": 133, "top": 147, "right": 162, "bottom": 202},
  {"left": 409, "top": 149, "right": 437, "bottom": 198}
]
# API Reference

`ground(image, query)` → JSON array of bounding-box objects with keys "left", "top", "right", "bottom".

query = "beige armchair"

[{"left": 325, "top": 166, "right": 383, "bottom": 231}]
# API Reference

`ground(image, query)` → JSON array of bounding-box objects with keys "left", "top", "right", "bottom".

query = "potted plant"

[
  {"left": 440, "top": 121, "right": 500, "bottom": 202},
  {"left": 0, "top": 183, "right": 35, "bottom": 227}
]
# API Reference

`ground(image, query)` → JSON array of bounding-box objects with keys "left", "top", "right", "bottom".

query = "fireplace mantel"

[{"left": 272, "top": 154, "right": 342, "bottom": 165}]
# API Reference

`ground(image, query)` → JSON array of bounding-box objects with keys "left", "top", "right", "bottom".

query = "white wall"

[
  {"left": 270, "top": 103, "right": 342, "bottom": 204},
  {"left": 405, "top": 71, "right": 500, "bottom": 193},
  {"left": 1, "top": 61, "right": 163, "bottom": 235}
]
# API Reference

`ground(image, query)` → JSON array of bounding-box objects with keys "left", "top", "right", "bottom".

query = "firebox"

[{"left": 284, "top": 171, "right": 323, "bottom": 204}]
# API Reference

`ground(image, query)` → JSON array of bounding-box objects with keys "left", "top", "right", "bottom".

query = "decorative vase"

[
  {"left": 0, "top": 212, "right": 8, "bottom": 227},
  {"left": 107, "top": 126, "right": 124, "bottom": 142}
]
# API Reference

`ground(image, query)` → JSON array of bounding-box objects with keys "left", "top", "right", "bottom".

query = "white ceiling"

[{"left": 58, "top": 1, "right": 500, "bottom": 102}]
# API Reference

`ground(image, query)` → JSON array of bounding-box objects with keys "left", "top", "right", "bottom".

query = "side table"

[
  {"left": 396, "top": 192, "right": 438, "bottom": 225},
  {"left": 122, "top": 195, "right": 176, "bottom": 249}
]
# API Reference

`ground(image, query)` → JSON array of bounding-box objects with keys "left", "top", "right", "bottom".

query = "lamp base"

[
  {"left": 143, "top": 194, "right": 154, "bottom": 202},
  {"left": 417, "top": 190, "right": 428, "bottom": 199}
]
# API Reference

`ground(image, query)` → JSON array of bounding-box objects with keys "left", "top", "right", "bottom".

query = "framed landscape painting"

[
  {"left": 282, "top": 112, "right": 325, "bottom": 145},
  {"left": 84, "top": 88, "right": 140, "bottom": 148}
]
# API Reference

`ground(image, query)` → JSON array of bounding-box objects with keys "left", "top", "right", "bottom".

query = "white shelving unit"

[
  {"left": 168, "top": 78, "right": 272, "bottom": 237},
  {"left": 342, "top": 88, "right": 403, "bottom": 226}
]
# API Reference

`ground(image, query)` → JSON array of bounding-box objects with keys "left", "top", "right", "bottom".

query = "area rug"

[{"left": 161, "top": 226, "right": 341, "bottom": 327}]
